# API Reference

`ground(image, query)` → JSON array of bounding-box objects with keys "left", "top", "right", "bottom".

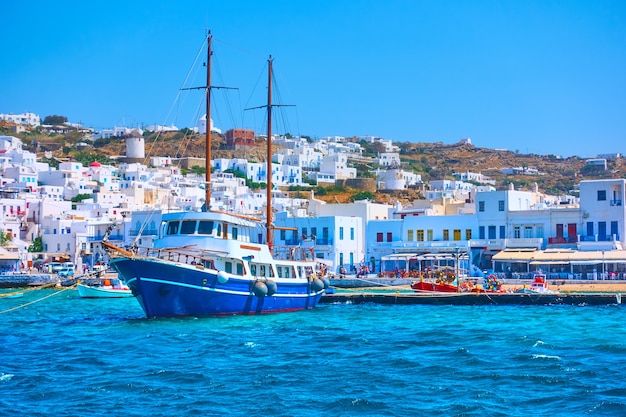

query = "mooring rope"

[{"left": 0, "top": 284, "right": 76, "bottom": 315}]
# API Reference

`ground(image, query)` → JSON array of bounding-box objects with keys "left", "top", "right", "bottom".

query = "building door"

[
  {"left": 567, "top": 223, "right": 577, "bottom": 241},
  {"left": 556, "top": 224, "right": 564, "bottom": 238}
]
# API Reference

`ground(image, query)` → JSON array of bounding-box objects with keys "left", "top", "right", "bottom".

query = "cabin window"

[
  {"left": 466, "top": 229, "right": 472, "bottom": 240},
  {"left": 232, "top": 227, "right": 238, "bottom": 240},
  {"left": 453, "top": 229, "right": 461, "bottom": 241},
  {"left": 350, "top": 227, "right": 355, "bottom": 240},
  {"left": 376, "top": 233, "right": 383, "bottom": 242},
  {"left": 180, "top": 220, "right": 196, "bottom": 235},
  {"left": 407, "top": 230, "right": 413, "bottom": 241},
  {"left": 217, "top": 223, "right": 222, "bottom": 237},
  {"left": 339, "top": 227, "right": 344, "bottom": 240},
  {"left": 443, "top": 229, "right": 449, "bottom": 241},
  {"left": 236, "top": 262, "right": 243, "bottom": 275},
  {"left": 260, "top": 265, "right": 266, "bottom": 277},
  {"left": 166, "top": 221, "right": 180, "bottom": 235},
  {"left": 225, "top": 262, "right": 233, "bottom": 273},
  {"left": 386, "top": 232, "right": 392, "bottom": 242},
  {"left": 277, "top": 267, "right": 283, "bottom": 278},
  {"left": 198, "top": 221, "right": 214, "bottom": 235},
  {"left": 416, "top": 230, "right": 424, "bottom": 242},
  {"left": 251, "top": 264, "right": 257, "bottom": 276},
  {"left": 427, "top": 229, "right": 433, "bottom": 241}
]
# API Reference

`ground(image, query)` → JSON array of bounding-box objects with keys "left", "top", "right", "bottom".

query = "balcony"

[
  {"left": 129, "top": 229, "right": 158, "bottom": 237},
  {"left": 314, "top": 238, "right": 333, "bottom": 246},
  {"left": 87, "top": 234, "right": 123, "bottom": 242},
  {"left": 548, "top": 236, "right": 578, "bottom": 244},
  {"left": 579, "top": 234, "right": 620, "bottom": 242}
]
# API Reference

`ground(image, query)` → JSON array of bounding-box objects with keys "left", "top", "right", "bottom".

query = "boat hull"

[
  {"left": 111, "top": 257, "right": 324, "bottom": 317},
  {"left": 77, "top": 284, "right": 133, "bottom": 298},
  {"left": 411, "top": 281, "right": 459, "bottom": 293}
]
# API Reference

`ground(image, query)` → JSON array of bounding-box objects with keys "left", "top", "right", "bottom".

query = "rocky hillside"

[{"left": 10, "top": 128, "right": 625, "bottom": 204}]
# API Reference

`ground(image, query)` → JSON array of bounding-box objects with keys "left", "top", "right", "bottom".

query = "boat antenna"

[{"left": 181, "top": 31, "right": 236, "bottom": 211}]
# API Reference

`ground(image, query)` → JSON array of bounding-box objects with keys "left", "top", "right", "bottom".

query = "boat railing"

[
  {"left": 272, "top": 245, "right": 315, "bottom": 262},
  {"left": 114, "top": 246, "right": 217, "bottom": 270}
]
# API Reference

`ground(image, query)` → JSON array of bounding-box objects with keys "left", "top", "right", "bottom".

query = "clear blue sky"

[{"left": 3, "top": 0, "right": 625, "bottom": 158}]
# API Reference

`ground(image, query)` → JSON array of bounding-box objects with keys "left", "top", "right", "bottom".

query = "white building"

[
  {"left": 316, "top": 154, "right": 356, "bottom": 183},
  {"left": 197, "top": 114, "right": 221, "bottom": 134},
  {"left": 0, "top": 113, "right": 40, "bottom": 127},
  {"left": 578, "top": 179, "right": 625, "bottom": 250},
  {"left": 453, "top": 170, "right": 496, "bottom": 185},
  {"left": 376, "top": 152, "right": 401, "bottom": 167},
  {"left": 376, "top": 168, "right": 422, "bottom": 190},
  {"left": 274, "top": 213, "right": 363, "bottom": 274}
]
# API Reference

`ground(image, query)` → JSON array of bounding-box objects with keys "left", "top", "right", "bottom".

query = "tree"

[
  {"left": 352, "top": 191, "right": 376, "bottom": 202},
  {"left": 0, "top": 229, "right": 12, "bottom": 246},
  {"left": 71, "top": 193, "right": 92, "bottom": 203},
  {"left": 43, "top": 115, "right": 68, "bottom": 125},
  {"left": 190, "top": 165, "right": 206, "bottom": 176},
  {"left": 28, "top": 237, "right": 43, "bottom": 253}
]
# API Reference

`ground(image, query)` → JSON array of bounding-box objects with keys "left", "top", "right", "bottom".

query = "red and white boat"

[
  {"left": 411, "top": 280, "right": 460, "bottom": 293},
  {"left": 411, "top": 275, "right": 506, "bottom": 293},
  {"left": 516, "top": 273, "right": 559, "bottom": 294}
]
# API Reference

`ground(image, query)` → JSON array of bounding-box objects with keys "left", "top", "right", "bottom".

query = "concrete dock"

[{"left": 320, "top": 291, "right": 624, "bottom": 306}]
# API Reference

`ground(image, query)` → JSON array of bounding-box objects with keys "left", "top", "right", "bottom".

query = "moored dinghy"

[{"left": 77, "top": 277, "right": 133, "bottom": 298}]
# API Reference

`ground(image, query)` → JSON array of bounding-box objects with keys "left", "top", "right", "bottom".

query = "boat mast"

[
  {"left": 205, "top": 33, "right": 213, "bottom": 211},
  {"left": 266, "top": 56, "right": 273, "bottom": 247}
]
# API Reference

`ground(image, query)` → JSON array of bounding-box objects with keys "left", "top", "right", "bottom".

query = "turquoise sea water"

[{"left": 1, "top": 288, "right": 625, "bottom": 417}]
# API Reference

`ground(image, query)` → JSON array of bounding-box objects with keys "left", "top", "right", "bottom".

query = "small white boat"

[
  {"left": 516, "top": 273, "right": 559, "bottom": 294},
  {"left": 77, "top": 278, "right": 133, "bottom": 298}
]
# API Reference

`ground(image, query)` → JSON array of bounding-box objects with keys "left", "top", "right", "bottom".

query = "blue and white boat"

[
  {"left": 105, "top": 33, "right": 327, "bottom": 317},
  {"left": 107, "top": 210, "right": 327, "bottom": 317}
]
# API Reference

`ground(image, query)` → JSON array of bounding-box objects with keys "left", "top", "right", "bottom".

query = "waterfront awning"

[
  {"left": 529, "top": 260, "right": 568, "bottom": 265},
  {"left": 491, "top": 249, "right": 539, "bottom": 262},
  {"left": 493, "top": 249, "right": 626, "bottom": 265},
  {"left": 0, "top": 252, "right": 19, "bottom": 260}
]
